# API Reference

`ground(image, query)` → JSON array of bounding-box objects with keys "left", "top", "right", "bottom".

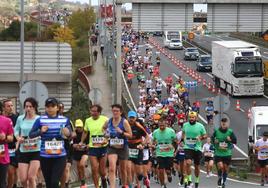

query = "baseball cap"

[
  {"left": 128, "top": 111, "right": 137, "bottom": 118},
  {"left": 45, "top": 97, "right": 58, "bottom": 107},
  {"left": 188, "top": 111, "right": 197, "bottom": 118},
  {"left": 75, "top": 119, "right": 83, "bottom": 128}
]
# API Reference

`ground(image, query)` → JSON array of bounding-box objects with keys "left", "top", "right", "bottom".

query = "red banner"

[{"left": 100, "top": 4, "right": 113, "bottom": 18}]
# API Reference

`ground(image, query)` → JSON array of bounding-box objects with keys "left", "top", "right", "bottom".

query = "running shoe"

[{"left": 143, "top": 177, "right": 150, "bottom": 187}]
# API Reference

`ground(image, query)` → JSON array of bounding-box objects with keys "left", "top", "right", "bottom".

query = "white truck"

[
  {"left": 248, "top": 106, "right": 268, "bottom": 166},
  {"left": 212, "top": 41, "right": 263, "bottom": 96}
]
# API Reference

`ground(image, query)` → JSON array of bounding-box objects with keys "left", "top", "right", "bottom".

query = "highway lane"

[{"left": 151, "top": 36, "right": 268, "bottom": 158}]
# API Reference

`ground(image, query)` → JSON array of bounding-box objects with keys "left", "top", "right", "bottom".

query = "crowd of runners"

[{"left": 0, "top": 26, "right": 267, "bottom": 188}]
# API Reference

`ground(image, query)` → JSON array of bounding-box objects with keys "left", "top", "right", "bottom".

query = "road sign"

[
  {"left": 188, "top": 32, "right": 195, "bottom": 40},
  {"left": 19, "top": 80, "right": 48, "bottom": 110},
  {"left": 89, "top": 88, "right": 102, "bottom": 105},
  {"left": 213, "top": 95, "right": 230, "bottom": 112},
  {"left": 213, "top": 113, "right": 231, "bottom": 130}
]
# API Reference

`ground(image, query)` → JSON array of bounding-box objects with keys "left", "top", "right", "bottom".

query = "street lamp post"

[{"left": 20, "top": 0, "right": 24, "bottom": 89}]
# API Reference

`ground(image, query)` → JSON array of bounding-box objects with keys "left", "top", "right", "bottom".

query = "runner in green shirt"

[
  {"left": 152, "top": 116, "right": 176, "bottom": 188},
  {"left": 182, "top": 111, "right": 207, "bottom": 188},
  {"left": 211, "top": 118, "right": 237, "bottom": 188}
]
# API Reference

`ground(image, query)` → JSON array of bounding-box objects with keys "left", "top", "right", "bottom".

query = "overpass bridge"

[{"left": 117, "top": 0, "right": 268, "bottom": 33}]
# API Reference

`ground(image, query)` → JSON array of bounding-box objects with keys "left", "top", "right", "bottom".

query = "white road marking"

[
  {"left": 173, "top": 73, "right": 179, "bottom": 79},
  {"left": 206, "top": 73, "right": 213, "bottom": 78},
  {"left": 240, "top": 108, "right": 245, "bottom": 113},
  {"left": 264, "top": 94, "right": 268, "bottom": 99},
  {"left": 198, "top": 168, "right": 260, "bottom": 186},
  {"left": 264, "top": 51, "right": 268, "bottom": 54},
  {"left": 262, "top": 55, "right": 268, "bottom": 59},
  {"left": 121, "top": 72, "right": 137, "bottom": 111}
]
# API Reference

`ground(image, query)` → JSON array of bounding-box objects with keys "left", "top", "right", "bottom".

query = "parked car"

[
  {"left": 196, "top": 55, "right": 212, "bottom": 72},
  {"left": 153, "top": 31, "right": 163, "bottom": 37},
  {"left": 184, "top": 47, "right": 200, "bottom": 60},
  {"left": 167, "top": 39, "right": 183, "bottom": 50}
]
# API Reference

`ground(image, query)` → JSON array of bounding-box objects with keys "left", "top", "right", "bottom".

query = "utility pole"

[
  {"left": 20, "top": 0, "right": 25, "bottom": 114},
  {"left": 111, "top": 0, "right": 116, "bottom": 104},
  {"left": 38, "top": 0, "right": 41, "bottom": 40},
  {"left": 20, "top": 0, "right": 24, "bottom": 89},
  {"left": 115, "top": 1, "right": 122, "bottom": 104}
]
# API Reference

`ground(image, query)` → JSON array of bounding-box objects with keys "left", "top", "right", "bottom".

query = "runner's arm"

[
  {"left": 122, "top": 119, "right": 132, "bottom": 139},
  {"left": 229, "top": 132, "right": 237, "bottom": 144},
  {"left": 29, "top": 118, "right": 41, "bottom": 138},
  {"left": 80, "top": 130, "right": 89, "bottom": 145}
]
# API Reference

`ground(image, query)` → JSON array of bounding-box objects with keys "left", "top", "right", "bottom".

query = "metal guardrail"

[{"left": 78, "top": 65, "right": 92, "bottom": 94}]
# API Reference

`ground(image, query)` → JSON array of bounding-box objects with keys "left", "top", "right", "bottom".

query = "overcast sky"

[{"left": 66, "top": 0, "right": 207, "bottom": 12}]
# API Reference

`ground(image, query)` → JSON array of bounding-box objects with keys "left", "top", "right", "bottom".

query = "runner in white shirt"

[
  {"left": 149, "top": 88, "right": 156, "bottom": 96},
  {"left": 255, "top": 132, "right": 268, "bottom": 186},
  {"left": 155, "top": 101, "right": 163, "bottom": 111},
  {"left": 156, "top": 81, "right": 163, "bottom": 99},
  {"left": 148, "top": 105, "right": 157, "bottom": 118},
  {"left": 174, "top": 130, "right": 185, "bottom": 186},
  {"left": 146, "top": 78, "right": 153, "bottom": 95},
  {"left": 137, "top": 104, "right": 146, "bottom": 118},
  {"left": 202, "top": 137, "right": 214, "bottom": 177}
]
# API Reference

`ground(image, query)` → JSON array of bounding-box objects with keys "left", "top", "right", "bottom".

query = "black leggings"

[
  {"left": 0, "top": 164, "right": 8, "bottom": 188},
  {"left": 40, "top": 156, "right": 66, "bottom": 188}
]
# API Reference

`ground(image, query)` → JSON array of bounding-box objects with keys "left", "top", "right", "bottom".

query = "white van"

[
  {"left": 248, "top": 106, "right": 268, "bottom": 155},
  {"left": 163, "top": 31, "right": 182, "bottom": 47}
]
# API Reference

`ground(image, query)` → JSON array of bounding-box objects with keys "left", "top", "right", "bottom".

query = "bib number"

[
  {"left": 45, "top": 140, "right": 63, "bottom": 155},
  {"left": 110, "top": 138, "right": 124, "bottom": 148},
  {"left": 219, "top": 142, "right": 228, "bottom": 149},
  {"left": 185, "top": 138, "right": 197, "bottom": 148},
  {"left": 0, "top": 145, "right": 5, "bottom": 157},
  {"left": 159, "top": 144, "right": 171, "bottom": 152},
  {"left": 260, "top": 151, "right": 268, "bottom": 159},
  {"left": 92, "top": 136, "right": 105, "bottom": 147},
  {"left": 22, "top": 137, "right": 39, "bottom": 151},
  {"left": 129, "top": 148, "right": 139, "bottom": 158},
  {"left": 143, "top": 149, "right": 149, "bottom": 160}
]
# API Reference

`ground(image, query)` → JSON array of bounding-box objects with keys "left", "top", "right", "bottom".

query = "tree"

[
  {"left": 67, "top": 8, "right": 96, "bottom": 38},
  {"left": 53, "top": 26, "right": 76, "bottom": 47},
  {"left": 41, "top": 23, "right": 60, "bottom": 41}
]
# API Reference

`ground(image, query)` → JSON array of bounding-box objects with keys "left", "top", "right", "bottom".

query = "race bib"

[
  {"left": 92, "top": 136, "right": 105, "bottom": 147},
  {"left": 0, "top": 145, "right": 5, "bottom": 157},
  {"left": 45, "top": 140, "right": 63, "bottom": 155},
  {"left": 129, "top": 148, "right": 139, "bottom": 158},
  {"left": 110, "top": 138, "right": 124, "bottom": 148},
  {"left": 8, "top": 149, "right": 16, "bottom": 155},
  {"left": 22, "top": 137, "right": 40, "bottom": 151},
  {"left": 185, "top": 138, "right": 197, "bottom": 148},
  {"left": 259, "top": 151, "right": 268, "bottom": 159},
  {"left": 159, "top": 144, "right": 171, "bottom": 152},
  {"left": 143, "top": 149, "right": 149, "bottom": 161},
  {"left": 219, "top": 142, "right": 228, "bottom": 149}
]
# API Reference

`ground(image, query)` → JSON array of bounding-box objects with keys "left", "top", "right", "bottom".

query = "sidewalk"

[{"left": 88, "top": 45, "right": 113, "bottom": 117}]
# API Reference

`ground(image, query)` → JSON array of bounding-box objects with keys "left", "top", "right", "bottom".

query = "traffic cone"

[
  {"left": 236, "top": 100, "right": 241, "bottom": 111},
  {"left": 198, "top": 77, "right": 202, "bottom": 83},
  {"left": 186, "top": 68, "right": 189, "bottom": 74},
  {"left": 208, "top": 83, "right": 212, "bottom": 91},
  {"left": 212, "top": 85, "right": 216, "bottom": 93},
  {"left": 217, "top": 88, "right": 221, "bottom": 94},
  {"left": 203, "top": 79, "right": 206, "bottom": 86}
]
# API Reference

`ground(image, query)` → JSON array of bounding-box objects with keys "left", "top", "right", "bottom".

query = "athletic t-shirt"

[
  {"left": 202, "top": 143, "right": 214, "bottom": 157},
  {"left": 14, "top": 115, "right": 41, "bottom": 153},
  {"left": 176, "top": 131, "right": 184, "bottom": 155},
  {"left": 153, "top": 127, "right": 176, "bottom": 157},
  {"left": 182, "top": 122, "right": 206, "bottom": 151},
  {"left": 84, "top": 115, "right": 108, "bottom": 148},
  {"left": 0, "top": 115, "right": 14, "bottom": 164},
  {"left": 255, "top": 138, "right": 268, "bottom": 160},
  {"left": 128, "top": 123, "right": 147, "bottom": 149}
]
